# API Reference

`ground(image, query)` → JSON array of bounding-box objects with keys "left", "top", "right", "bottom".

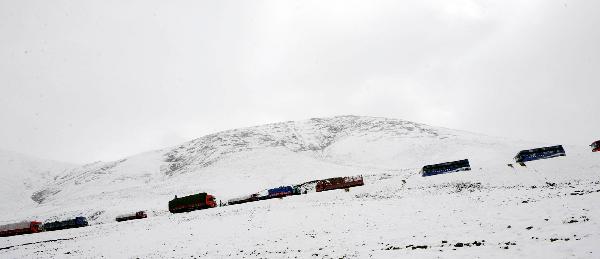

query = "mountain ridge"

[{"left": 0, "top": 115, "right": 580, "bottom": 223}]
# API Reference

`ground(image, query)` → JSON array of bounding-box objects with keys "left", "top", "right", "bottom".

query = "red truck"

[
  {"left": 116, "top": 211, "right": 148, "bottom": 222},
  {"left": 316, "top": 175, "right": 364, "bottom": 192},
  {"left": 0, "top": 221, "right": 43, "bottom": 237},
  {"left": 168, "top": 192, "right": 217, "bottom": 213}
]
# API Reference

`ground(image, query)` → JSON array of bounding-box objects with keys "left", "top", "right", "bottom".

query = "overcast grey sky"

[{"left": 1, "top": 0, "right": 598, "bottom": 163}]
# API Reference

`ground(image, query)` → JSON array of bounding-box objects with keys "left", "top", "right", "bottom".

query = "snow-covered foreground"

[
  {"left": 1, "top": 116, "right": 599, "bottom": 258},
  {"left": 2, "top": 156, "right": 600, "bottom": 258}
]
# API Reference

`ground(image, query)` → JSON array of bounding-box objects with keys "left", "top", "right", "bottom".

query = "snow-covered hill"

[
  {"left": 0, "top": 150, "right": 73, "bottom": 213},
  {"left": 6, "top": 115, "right": 541, "bottom": 222},
  {"left": 1, "top": 115, "right": 599, "bottom": 258}
]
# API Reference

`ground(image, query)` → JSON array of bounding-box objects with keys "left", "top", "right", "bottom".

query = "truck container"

[
  {"left": 116, "top": 211, "right": 147, "bottom": 222},
  {"left": 267, "top": 186, "right": 294, "bottom": 198},
  {"left": 227, "top": 193, "right": 260, "bottom": 205},
  {"left": 43, "top": 217, "right": 88, "bottom": 232},
  {"left": 316, "top": 175, "right": 364, "bottom": 192},
  {"left": 0, "top": 221, "right": 43, "bottom": 237},
  {"left": 421, "top": 159, "right": 471, "bottom": 177},
  {"left": 169, "top": 192, "right": 217, "bottom": 213},
  {"left": 514, "top": 145, "right": 565, "bottom": 165}
]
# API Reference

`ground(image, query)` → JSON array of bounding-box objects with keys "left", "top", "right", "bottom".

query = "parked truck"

[
  {"left": 43, "top": 217, "right": 88, "bottom": 232},
  {"left": 514, "top": 145, "right": 566, "bottom": 165},
  {"left": 316, "top": 175, "right": 364, "bottom": 192},
  {"left": 0, "top": 221, "right": 43, "bottom": 237},
  {"left": 116, "top": 211, "right": 147, "bottom": 222},
  {"left": 169, "top": 192, "right": 217, "bottom": 213},
  {"left": 421, "top": 160, "right": 471, "bottom": 177}
]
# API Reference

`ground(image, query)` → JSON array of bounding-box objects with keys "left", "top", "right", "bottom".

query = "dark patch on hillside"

[{"left": 31, "top": 188, "right": 60, "bottom": 204}]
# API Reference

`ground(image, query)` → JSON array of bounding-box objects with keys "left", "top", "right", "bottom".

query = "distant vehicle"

[
  {"left": 169, "top": 192, "right": 217, "bottom": 213},
  {"left": 591, "top": 140, "right": 600, "bottom": 152},
  {"left": 254, "top": 189, "right": 270, "bottom": 200},
  {"left": 421, "top": 159, "right": 471, "bottom": 177},
  {"left": 0, "top": 221, "right": 43, "bottom": 237},
  {"left": 316, "top": 175, "right": 364, "bottom": 192},
  {"left": 43, "top": 217, "right": 89, "bottom": 232},
  {"left": 266, "top": 186, "right": 294, "bottom": 199},
  {"left": 514, "top": 145, "right": 566, "bottom": 165},
  {"left": 116, "top": 211, "right": 147, "bottom": 222},
  {"left": 227, "top": 193, "right": 260, "bottom": 205},
  {"left": 293, "top": 180, "right": 320, "bottom": 195}
]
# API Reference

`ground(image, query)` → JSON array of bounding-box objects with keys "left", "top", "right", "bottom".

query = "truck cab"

[{"left": 591, "top": 140, "right": 600, "bottom": 152}]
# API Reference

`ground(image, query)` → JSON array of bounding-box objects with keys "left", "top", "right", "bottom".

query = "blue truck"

[
  {"left": 42, "top": 216, "right": 88, "bottom": 232},
  {"left": 421, "top": 159, "right": 471, "bottom": 177},
  {"left": 266, "top": 186, "right": 294, "bottom": 199},
  {"left": 514, "top": 145, "right": 565, "bottom": 165}
]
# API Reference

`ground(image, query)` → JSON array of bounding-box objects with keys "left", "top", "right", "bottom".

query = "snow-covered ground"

[{"left": 1, "top": 115, "right": 599, "bottom": 258}]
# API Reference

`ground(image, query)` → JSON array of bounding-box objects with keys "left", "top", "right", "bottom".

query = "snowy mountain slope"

[
  {"left": 1, "top": 115, "right": 599, "bottom": 258},
  {"left": 0, "top": 150, "right": 74, "bottom": 214},
  {"left": 7, "top": 115, "right": 549, "bottom": 222}
]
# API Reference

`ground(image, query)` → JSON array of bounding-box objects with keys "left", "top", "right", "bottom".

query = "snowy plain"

[{"left": 1, "top": 115, "right": 599, "bottom": 258}]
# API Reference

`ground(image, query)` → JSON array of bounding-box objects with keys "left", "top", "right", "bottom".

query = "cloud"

[{"left": 0, "top": 0, "right": 598, "bottom": 162}]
